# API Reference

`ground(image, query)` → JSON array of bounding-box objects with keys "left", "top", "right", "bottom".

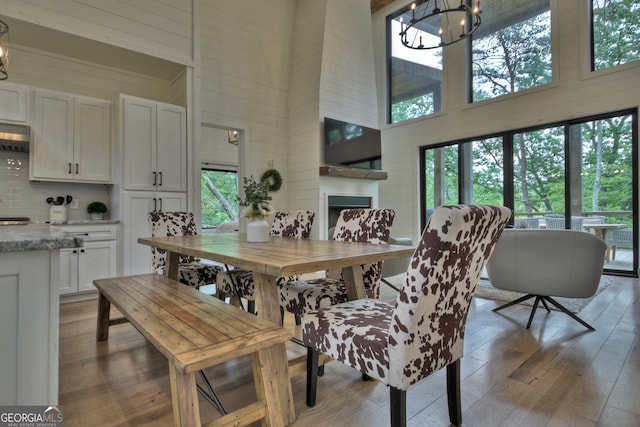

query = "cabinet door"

[
  {"left": 122, "top": 191, "right": 186, "bottom": 275},
  {"left": 74, "top": 97, "right": 112, "bottom": 183},
  {"left": 0, "top": 82, "right": 29, "bottom": 122},
  {"left": 78, "top": 241, "right": 117, "bottom": 292},
  {"left": 58, "top": 248, "right": 78, "bottom": 295},
  {"left": 30, "top": 90, "right": 74, "bottom": 181},
  {"left": 123, "top": 96, "right": 156, "bottom": 191},
  {"left": 156, "top": 103, "right": 187, "bottom": 192}
]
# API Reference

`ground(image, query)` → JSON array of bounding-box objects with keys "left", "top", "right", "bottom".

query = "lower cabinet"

[
  {"left": 53, "top": 224, "right": 118, "bottom": 299},
  {"left": 121, "top": 191, "right": 187, "bottom": 275}
]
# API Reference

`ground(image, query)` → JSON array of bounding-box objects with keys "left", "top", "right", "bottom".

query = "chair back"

[
  {"left": 148, "top": 211, "right": 199, "bottom": 272},
  {"left": 271, "top": 211, "right": 315, "bottom": 239},
  {"left": 388, "top": 205, "right": 511, "bottom": 389},
  {"left": 331, "top": 208, "right": 395, "bottom": 298},
  {"left": 487, "top": 229, "right": 606, "bottom": 297}
]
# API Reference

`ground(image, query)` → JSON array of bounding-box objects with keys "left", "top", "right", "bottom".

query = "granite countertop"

[{"left": 0, "top": 224, "right": 84, "bottom": 253}]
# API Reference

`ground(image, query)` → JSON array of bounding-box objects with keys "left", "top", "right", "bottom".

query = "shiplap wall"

[
  {"left": 373, "top": 0, "right": 640, "bottom": 242},
  {"left": 199, "top": 0, "right": 295, "bottom": 213},
  {"left": 3, "top": 0, "right": 194, "bottom": 66}
]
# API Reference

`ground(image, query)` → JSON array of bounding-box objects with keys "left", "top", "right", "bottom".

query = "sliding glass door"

[{"left": 421, "top": 109, "right": 637, "bottom": 276}]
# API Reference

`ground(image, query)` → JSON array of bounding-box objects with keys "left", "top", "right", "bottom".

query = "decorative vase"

[
  {"left": 90, "top": 213, "right": 104, "bottom": 220},
  {"left": 246, "top": 218, "right": 270, "bottom": 242}
]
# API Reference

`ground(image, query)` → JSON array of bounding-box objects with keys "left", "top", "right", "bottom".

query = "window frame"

[{"left": 200, "top": 164, "right": 239, "bottom": 231}]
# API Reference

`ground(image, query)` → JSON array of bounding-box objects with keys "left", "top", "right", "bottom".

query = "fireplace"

[{"left": 327, "top": 195, "right": 372, "bottom": 233}]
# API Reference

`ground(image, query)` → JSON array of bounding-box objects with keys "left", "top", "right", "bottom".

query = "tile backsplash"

[{"left": 0, "top": 151, "right": 111, "bottom": 222}]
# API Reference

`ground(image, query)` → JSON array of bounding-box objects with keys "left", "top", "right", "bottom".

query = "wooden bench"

[{"left": 94, "top": 273, "right": 294, "bottom": 427}]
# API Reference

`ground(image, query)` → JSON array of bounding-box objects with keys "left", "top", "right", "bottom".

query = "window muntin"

[
  {"left": 471, "top": 0, "right": 551, "bottom": 102},
  {"left": 201, "top": 168, "right": 238, "bottom": 229},
  {"left": 591, "top": 0, "right": 640, "bottom": 71},
  {"left": 388, "top": 7, "right": 443, "bottom": 124}
]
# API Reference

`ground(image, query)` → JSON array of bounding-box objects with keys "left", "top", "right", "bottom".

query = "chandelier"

[
  {"left": 399, "top": 0, "right": 481, "bottom": 50},
  {"left": 0, "top": 17, "right": 7, "bottom": 80}
]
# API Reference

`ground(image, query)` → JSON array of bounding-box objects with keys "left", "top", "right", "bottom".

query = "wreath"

[{"left": 261, "top": 168, "right": 283, "bottom": 192}]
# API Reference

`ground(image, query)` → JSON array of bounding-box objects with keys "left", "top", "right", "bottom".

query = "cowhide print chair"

[
  {"left": 303, "top": 205, "right": 511, "bottom": 427},
  {"left": 278, "top": 208, "right": 395, "bottom": 324},
  {"left": 216, "top": 210, "right": 315, "bottom": 313},
  {"left": 148, "top": 211, "right": 223, "bottom": 290}
]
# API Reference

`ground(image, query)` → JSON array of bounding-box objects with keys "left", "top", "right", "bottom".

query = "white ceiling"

[{"left": 4, "top": 16, "right": 184, "bottom": 81}]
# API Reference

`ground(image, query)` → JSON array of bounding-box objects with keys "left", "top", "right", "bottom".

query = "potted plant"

[
  {"left": 238, "top": 176, "right": 273, "bottom": 242},
  {"left": 87, "top": 201, "right": 108, "bottom": 220}
]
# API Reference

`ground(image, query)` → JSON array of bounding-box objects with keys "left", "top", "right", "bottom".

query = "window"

[
  {"left": 388, "top": 5, "right": 443, "bottom": 123},
  {"left": 591, "top": 0, "right": 640, "bottom": 71},
  {"left": 201, "top": 167, "right": 238, "bottom": 229},
  {"left": 421, "top": 109, "right": 637, "bottom": 275},
  {"left": 471, "top": 0, "right": 551, "bottom": 102}
]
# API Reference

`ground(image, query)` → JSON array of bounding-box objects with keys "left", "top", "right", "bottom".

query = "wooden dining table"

[{"left": 137, "top": 232, "right": 416, "bottom": 425}]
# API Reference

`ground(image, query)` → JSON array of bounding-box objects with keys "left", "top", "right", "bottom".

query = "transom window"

[
  {"left": 471, "top": 0, "right": 551, "bottom": 102},
  {"left": 591, "top": 0, "right": 640, "bottom": 71}
]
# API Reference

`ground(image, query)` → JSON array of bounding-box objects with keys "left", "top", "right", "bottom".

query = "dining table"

[
  {"left": 137, "top": 232, "right": 416, "bottom": 424},
  {"left": 582, "top": 223, "right": 626, "bottom": 261}
]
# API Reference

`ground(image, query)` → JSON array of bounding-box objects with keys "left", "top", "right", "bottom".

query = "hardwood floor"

[{"left": 59, "top": 275, "right": 640, "bottom": 426}]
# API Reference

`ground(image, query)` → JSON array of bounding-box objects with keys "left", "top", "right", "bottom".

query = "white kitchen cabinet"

[
  {"left": 122, "top": 95, "right": 186, "bottom": 192},
  {"left": 121, "top": 191, "right": 186, "bottom": 275},
  {"left": 53, "top": 224, "right": 118, "bottom": 300},
  {"left": 0, "top": 81, "right": 29, "bottom": 122},
  {"left": 30, "top": 88, "right": 112, "bottom": 183}
]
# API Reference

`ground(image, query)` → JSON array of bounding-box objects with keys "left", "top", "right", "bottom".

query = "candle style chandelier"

[{"left": 399, "top": 0, "right": 481, "bottom": 50}]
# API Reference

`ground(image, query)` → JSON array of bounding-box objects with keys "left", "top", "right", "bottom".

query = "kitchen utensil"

[
  {"left": 56, "top": 196, "right": 65, "bottom": 206},
  {"left": 46, "top": 197, "right": 54, "bottom": 205},
  {"left": 66, "top": 195, "right": 72, "bottom": 205}
]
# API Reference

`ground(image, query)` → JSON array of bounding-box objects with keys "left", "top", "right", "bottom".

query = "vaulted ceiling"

[{"left": 371, "top": 0, "right": 395, "bottom": 13}]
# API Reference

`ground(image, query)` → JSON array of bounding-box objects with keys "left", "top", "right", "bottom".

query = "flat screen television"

[{"left": 323, "top": 117, "right": 382, "bottom": 170}]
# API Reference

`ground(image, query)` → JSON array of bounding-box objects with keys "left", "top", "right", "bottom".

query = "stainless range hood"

[{"left": 0, "top": 123, "right": 30, "bottom": 153}]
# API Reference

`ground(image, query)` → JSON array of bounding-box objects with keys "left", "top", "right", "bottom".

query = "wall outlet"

[{"left": 70, "top": 198, "right": 79, "bottom": 209}]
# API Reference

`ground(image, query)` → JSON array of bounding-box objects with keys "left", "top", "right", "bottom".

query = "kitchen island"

[{"left": 0, "top": 225, "right": 82, "bottom": 405}]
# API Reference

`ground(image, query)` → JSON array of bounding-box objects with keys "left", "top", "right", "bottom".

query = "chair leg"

[
  {"left": 446, "top": 360, "right": 462, "bottom": 426},
  {"left": 526, "top": 296, "right": 543, "bottom": 329},
  {"left": 247, "top": 300, "right": 256, "bottom": 315},
  {"left": 389, "top": 387, "right": 406, "bottom": 427},
  {"left": 492, "top": 294, "right": 537, "bottom": 312},
  {"left": 306, "top": 347, "right": 319, "bottom": 407},
  {"left": 543, "top": 296, "right": 595, "bottom": 331}
]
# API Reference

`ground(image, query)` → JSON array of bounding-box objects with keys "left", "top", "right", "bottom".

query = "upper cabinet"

[
  {"left": 121, "top": 95, "right": 187, "bottom": 192},
  {"left": 30, "top": 89, "right": 112, "bottom": 183},
  {"left": 0, "top": 82, "right": 29, "bottom": 123}
]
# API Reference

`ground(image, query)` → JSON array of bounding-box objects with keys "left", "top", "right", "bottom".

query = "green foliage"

[
  {"left": 201, "top": 170, "right": 238, "bottom": 228},
  {"left": 592, "top": 0, "right": 640, "bottom": 70},
  {"left": 87, "top": 201, "right": 107, "bottom": 214},
  {"left": 238, "top": 176, "right": 273, "bottom": 219}
]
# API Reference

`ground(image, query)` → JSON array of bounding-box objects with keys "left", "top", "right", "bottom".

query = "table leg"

[
  {"left": 165, "top": 251, "right": 180, "bottom": 280},
  {"left": 169, "top": 360, "right": 201, "bottom": 427},
  {"left": 251, "top": 272, "right": 296, "bottom": 424},
  {"left": 342, "top": 265, "right": 366, "bottom": 300},
  {"left": 96, "top": 292, "right": 111, "bottom": 341}
]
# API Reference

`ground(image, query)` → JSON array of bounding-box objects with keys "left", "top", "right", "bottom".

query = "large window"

[
  {"left": 471, "top": 0, "right": 551, "bottom": 102},
  {"left": 387, "top": 5, "right": 443, "bottom": 124},
  {"left": 201, "top": 168, "right": 238, "bottom": 229},
  {"left": 591, "top": 0, "right": 640, "bottom": 71},
  {"left": 421, "top": 109, "right": 637, "bottom": 275}
]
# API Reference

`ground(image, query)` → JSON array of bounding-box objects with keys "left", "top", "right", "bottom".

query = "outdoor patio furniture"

[{"left": 605, "top": 227, "right": 633, "bottom": 260}]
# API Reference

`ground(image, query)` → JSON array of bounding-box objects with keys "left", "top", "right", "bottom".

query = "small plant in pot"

[{"left": 87, "top": 201, "right": 108, "bottom": 220}]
